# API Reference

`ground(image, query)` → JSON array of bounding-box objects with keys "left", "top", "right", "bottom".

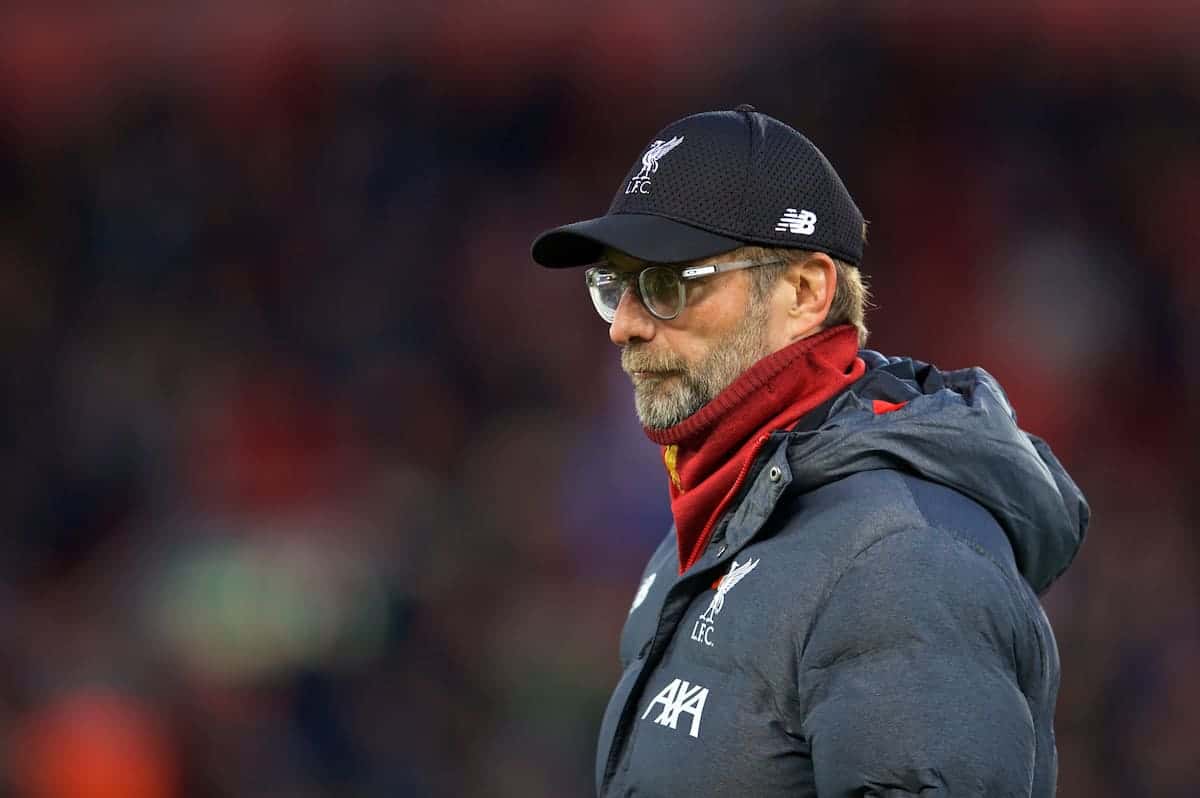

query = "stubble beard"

[{"left": 621, "top": 300, "right": 771, "bottom": 430}]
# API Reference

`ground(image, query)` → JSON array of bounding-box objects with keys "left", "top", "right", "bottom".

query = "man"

[{"left": 530, "top": 106, "right": 1088, "bottom": 797}]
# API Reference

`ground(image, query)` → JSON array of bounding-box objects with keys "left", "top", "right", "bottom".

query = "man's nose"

[{"left": 609, "top": 286, "right": 657, "bottom": 346}]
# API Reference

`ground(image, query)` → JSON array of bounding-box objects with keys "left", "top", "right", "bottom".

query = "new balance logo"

[
  {"left": 641, "top": 678, "right": 709, "bottom": 738},
  {"left": 775, "top": 208, "right": 817, "bottom": 235}
]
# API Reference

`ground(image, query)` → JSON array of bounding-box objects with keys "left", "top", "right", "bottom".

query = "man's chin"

[
  {"left": 637, "top": 411, "right": 683, "bottom": 431},
  {"left": 634, "top": 394, "right": 706, "bottom": 431}
]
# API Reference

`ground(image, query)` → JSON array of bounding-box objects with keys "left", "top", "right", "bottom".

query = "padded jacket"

[{"left": 596, "top": 351, "right": 1089, "bottom": 797}]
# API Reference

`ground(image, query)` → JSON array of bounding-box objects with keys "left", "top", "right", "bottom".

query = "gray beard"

[{"left": 622, "top": 301, "right": 771, "bottom": 430}]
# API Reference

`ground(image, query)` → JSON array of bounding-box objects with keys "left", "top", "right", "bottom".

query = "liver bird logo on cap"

[
  {"left": 626, "top": 136, "right": 685, "bottom": 194},
  {"left": 637, "top": 136, "right": 685, "bottom": 180}
]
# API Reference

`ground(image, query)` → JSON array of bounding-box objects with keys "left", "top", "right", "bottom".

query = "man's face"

[{"left": 607, "top": 249, "right": 773, "bottom": 429}]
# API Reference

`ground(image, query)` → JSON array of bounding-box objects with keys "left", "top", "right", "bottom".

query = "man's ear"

[{"left": 783, "top": 252, "right": 837, "bottom": 329}]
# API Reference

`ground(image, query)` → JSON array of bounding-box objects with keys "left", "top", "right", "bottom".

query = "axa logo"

[
  {"left": 641, "top": 677, "right": 709, "bottom": 738},
  {"left": 626, "top": 136, "right": 684, "bottom": 195},
  {"left": 691, "top": 557, "right": 759, "bottom": 647},
  {"left": 629, "top": 572, "right": 656, "bottom": 614},
  {"left": 775, "top": 208, "right": 816, "bottom": 235}
]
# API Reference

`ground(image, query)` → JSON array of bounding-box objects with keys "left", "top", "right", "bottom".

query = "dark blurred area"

[{"left": 0, "top": 3, "right": 1197, "bottom": 796}]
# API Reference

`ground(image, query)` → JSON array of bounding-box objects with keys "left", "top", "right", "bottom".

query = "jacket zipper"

[
  {"left": 680, "top": 433, "right": 771, "bottom": 574},
  {"left": 604, "top": 434, "right": 777, "bottom": 794}
]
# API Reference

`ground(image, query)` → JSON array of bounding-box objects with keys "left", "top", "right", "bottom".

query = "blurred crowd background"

[{"left": 1, "top": 2, "right": 1198, "bottom": 796}]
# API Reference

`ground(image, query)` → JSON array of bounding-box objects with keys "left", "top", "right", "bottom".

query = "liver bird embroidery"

[
  {"left": 699, "top": 557, "right": 759, "bottom": 623},
  {"left": 636, "top": 136, "right": 685, "bottom": 180}
]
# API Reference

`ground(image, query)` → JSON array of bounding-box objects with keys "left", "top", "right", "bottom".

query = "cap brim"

[{"left": 531, "top": 213, "right": 742, "bottom": 268}]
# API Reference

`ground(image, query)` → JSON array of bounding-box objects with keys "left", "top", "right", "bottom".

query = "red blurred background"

[{"left": 1, "top": 3, "right": 1197, "bottom": 796}]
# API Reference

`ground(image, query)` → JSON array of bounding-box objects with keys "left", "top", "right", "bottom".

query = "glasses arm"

[{"left": 678, "top": 258, "right": 783, "bottom": 281}]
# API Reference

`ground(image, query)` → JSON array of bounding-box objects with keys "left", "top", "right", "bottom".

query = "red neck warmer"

[{"left": 644, "top": 324, "right": 866, "bottom": 574}]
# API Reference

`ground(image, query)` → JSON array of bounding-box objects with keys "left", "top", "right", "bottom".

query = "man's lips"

[{"left": 630, "top": 369, "right": 680, "bottom": 379}]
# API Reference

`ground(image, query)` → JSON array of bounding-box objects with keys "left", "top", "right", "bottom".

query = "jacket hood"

[{"left": 785, "top": 351, "right": 1089, "bottom": 594}]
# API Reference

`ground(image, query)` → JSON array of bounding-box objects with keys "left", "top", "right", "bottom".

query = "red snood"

[{"left": 644, "top": 325, "right": 865, "bottom": 574}]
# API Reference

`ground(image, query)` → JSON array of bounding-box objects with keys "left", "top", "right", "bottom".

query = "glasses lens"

[
  {"left": 586, "top": 268, "right": 624, "bottom": 322},
  {"left": 639, "top": 267, "right": 683, "bottom": 319}
]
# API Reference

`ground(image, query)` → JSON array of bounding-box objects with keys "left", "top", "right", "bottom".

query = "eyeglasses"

[{"left": 584, "top": 258, "right": 782, "bottom": 323}]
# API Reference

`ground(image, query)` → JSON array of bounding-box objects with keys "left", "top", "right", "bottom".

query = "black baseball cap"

[{"left": 531, "top": 105, "right": 866, "bottom": 268}]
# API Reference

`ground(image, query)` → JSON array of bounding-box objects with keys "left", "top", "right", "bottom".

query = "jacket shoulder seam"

[
  {"left": 896, "top": 475, "right": 1048, "bottom": 773},
  {"left": 898, "top": 475, "right": 1016, "bottom": 579},
  {"left": 798, "top": 514, "right": 1023, "bottom": 667},
  {"left": 797, "top": 523, "right": 930, "bottom": 663}
]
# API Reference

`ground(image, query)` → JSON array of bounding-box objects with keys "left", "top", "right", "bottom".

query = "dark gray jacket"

[{"left": 597, "top": 352, "right": 1089, "bottom": 797}]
